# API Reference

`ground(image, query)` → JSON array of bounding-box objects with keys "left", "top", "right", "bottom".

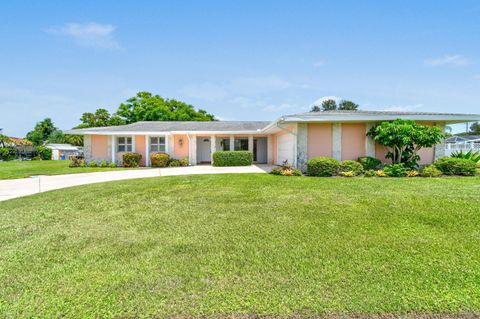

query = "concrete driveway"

[{"left": 0, "top": 165, "right": 273, "bottom": 201}]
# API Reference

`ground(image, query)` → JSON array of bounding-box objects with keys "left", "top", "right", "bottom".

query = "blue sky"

[{"left": 1, "top": 0, "right": 479, "bottom": 136}]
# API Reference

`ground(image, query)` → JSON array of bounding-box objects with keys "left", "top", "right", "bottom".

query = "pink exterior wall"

[
  {"left": 307, "top": 123, "right": 332, "bottom": 158},
  {"left": 174, "top": 134, "right": 189, "bottom": 158},
  {"left": 91, "top": 135, "right": 108, "bottom": 159},
  {"left": 341, "top": 123, "right": 366, "bottom": 160},
  {"left": 375, "top": 143, "right": 389, "bottom": 163},
  {"left": 135, "top": 135, "right": 146, "bottom": 166}
]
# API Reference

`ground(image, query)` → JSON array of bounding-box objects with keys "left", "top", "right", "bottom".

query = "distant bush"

[
  {"left": 376, "top": 170, "right": 386, "bottom": 177},
  {"left": 108, "top": 162, "right": 117, "bottom": 168},
  {"left": 168, "top": 159, "right": 181, "bottom": 167},
  {"left": 421, "top": 165, "right": 443, "bottom": 177},
  {"left": 100, "top": 160, "right": 108, "bottom": 167},
  {"left": 270, "top": 161, "right": 302, "bottom": 176},
  {"left": 69, "top": 157, "right": 85, "bottom": 168},
  {"left": 406, "top": 170, "right": 419, "bottom": 177},
  {"left": 213, "top": 151, "right": 252, "bottom": 166},
  {"left": 357, "top": 156, "right": 381, "bottom": 170},
  {"left": 434, "top": 157, "right": 476, "bottom": 176},
  {"left": 88, "top": 161, "right": 98, "bottom": 167},
  {"left": 307, "top": 157, "right": 339, "bottom": 176},
  {"left": 339, "top": 171, "right": 355, "bottom": 177},
  {"left": 364, "top": 169, "right": 376, "bottom": 177},
  {"left": 35, "top": 146, "right": 52, "bottom": 160},
  {"left": 0, "top": 147, "right": 17, "bottom": 161},
  {"left": 383, "top": 164, "right": 407, "bottom": 177},
  {"left": 339, "top": 160, "right": 364, "bottom": 176},
  {"left": 179, "top": 157, "right": 189, "bottom": 167},
  {"left": 150, "top": 153, "right": 170, "bottom": 168},
  {"left": 123, "top": 152, "right": 142, "bottom": 168},
  {"left": 450, "top": 150, "right": 480, "bottom": 164}
]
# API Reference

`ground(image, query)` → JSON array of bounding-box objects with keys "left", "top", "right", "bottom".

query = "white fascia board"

[
  {"left": 69, "top": 130, "right": 267, "bottom": 135},
  {"left": 169, "top": 130, "right": 265, "bottom": 135},
  {"left": 281, "top": 114, "right": 480, "bottom": 123}
]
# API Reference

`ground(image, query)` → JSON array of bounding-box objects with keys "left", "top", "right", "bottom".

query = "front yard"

[
  {"left": 1, "top": 174, "right": 479, "bottom": 317},
  {"left": 0, "top": 160, "right": 138, "bottom": 180}
]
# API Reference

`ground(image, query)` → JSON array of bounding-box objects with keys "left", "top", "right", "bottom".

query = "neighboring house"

[
  {"left": 445, "top": 135, "right": 480, "bottom": 156},
  {"left": 45, "top": 144, "right": 83, "bottom": 160},
  {"left": 66, "top": 110, "right": 480, "bottom": 169}
]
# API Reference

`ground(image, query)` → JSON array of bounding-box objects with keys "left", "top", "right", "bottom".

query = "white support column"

[
  {"left": 145, "top": 135, "right": 150, "bottom": 166},
  {"left": 248, "top": 135, "right": 253, "bottom": 153},
  {"left": 132, "top": 135, "right": 136, "bottom": 153},
  {"left": 365, "top": 123, "right": 376, "bottom": 157},
  {"left": 210, "top": 135, "right": 216, "bottom": 163},
  {"left": 167, "top": 134, "right": 174, "bottom": 155},
  {"left": 332, "top": 123, "right": 342, "bottom": 161},
  {"left": 189, "top": 135, "right": 197, "bottom": 165},
  {"left": 111, "top": 136, "right": 116, "bottom": 163},
  {"left": 230, "top": 135, "right": 235, "bottom": 151},
  {"left": 267, "top": 135, "right": 273, "bottom": 164}
]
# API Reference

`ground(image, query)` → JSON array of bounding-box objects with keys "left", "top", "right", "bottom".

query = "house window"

[
  {"left": 220, "top": 138, "right": 230, "bottom": 151},
  {"left": 150, "top": 136, "right": 166, "bottom": 152},
  {"left": 234, "top": 138, "right": 249, "bottom": 151},
  {"left": 117, "top": 137, "right": 132, "bottom": 152}
]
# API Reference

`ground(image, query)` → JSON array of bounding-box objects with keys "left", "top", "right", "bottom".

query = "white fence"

[{"left": 445, "top": 143, "right": 480, "bottom": 156}]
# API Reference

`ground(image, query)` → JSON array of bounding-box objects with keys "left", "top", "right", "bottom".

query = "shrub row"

[
  {"left": 212, "top": 151, "right": 252, "bottom": 167},
  {"left": 0, "top": 146, "right": 52, "bottom": 161},
  {"left": 150, "top": 153, "right": 189, "bottom": 168},
  {"left": 70, "top": 158, "right": 117, "bottom": 168},
  {"left": 270, "top": 161, "right": 302, "bottom": 176}
]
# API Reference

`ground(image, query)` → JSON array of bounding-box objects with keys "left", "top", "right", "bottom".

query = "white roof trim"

[{"left": 281, "top": 114, "right": 480, "bottom": 123}]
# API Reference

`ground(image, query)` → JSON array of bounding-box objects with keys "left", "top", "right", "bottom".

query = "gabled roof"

[{"left": 445, "top": 135, "right": 480, "bottom": 143}]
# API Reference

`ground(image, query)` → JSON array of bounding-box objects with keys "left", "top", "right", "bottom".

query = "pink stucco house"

[{"left": 67, "top": 110, "right": 480, "bottom": 169}]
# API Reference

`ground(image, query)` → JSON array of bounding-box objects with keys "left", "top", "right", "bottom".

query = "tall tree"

[
  {"left": 26, "top": 118, "right": 58, "bottom": 146},
  {"left": 310, "top": 105, "right": 321, "bottom": 112},
  {"left": 77, "top": 108, "right": 126, "bottom": 128},
  {"left": 116, "top": 92, "right": 215, "bottom": 123},
  {"left": 338, "top": 100, "right": 359, "bottom": 110},
  {"left": 321, "top": 99, "right": 337, "bottom": 111}
]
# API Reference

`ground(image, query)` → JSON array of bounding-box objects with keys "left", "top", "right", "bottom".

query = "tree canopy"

[
  {"left": 321, "top": 99, "right": 337, "bottom": 111},
  {"left": 76, "top": 108, "right": 126, "bottom": 129},
  {"left": 310, "top": 105, "right": 321, "bottom": 112},
  {"left": 26, "top": 118, "right": 59, "bottom": 146},
  {"left": 367, "top": 119, "right": 444, "bottom": 167},
  {"left": 315, "top": 99, "right": 359, "bottom": 111},
  {"left": 117, "top": 92, "right": 215, "bottom": 123},
  {"left": 338, "top": 100, "right": 359, "bottom": 110}
]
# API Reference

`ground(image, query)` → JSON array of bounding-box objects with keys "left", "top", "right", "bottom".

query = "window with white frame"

[
  {"left": 117, "top": 137, "right": 132, "bottom": 152},
  {"left": 150, "top": 136, "right": 166, "bottom": 152}
]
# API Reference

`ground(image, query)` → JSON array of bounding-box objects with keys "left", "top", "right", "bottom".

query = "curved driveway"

[{"left": 0, "top": 165, "right": 273, "bottom": 201}]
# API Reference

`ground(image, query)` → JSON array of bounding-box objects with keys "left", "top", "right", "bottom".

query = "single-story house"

[
  {"left": 444, "top": 135, "right": 480, "bottom": 156},
  {"left": 66, "top": 110, "right": 480, "bottom": 169},
  {"left": 45, "top": 143, "right": 83, "bottom": 160}
]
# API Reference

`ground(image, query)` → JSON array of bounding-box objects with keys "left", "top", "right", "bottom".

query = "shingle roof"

[
  {"left": 67, "top": 121, "right": 271, "bottom": 134},
  {"left": 445, "top": 135, "right": 480, "bottom": 143}
]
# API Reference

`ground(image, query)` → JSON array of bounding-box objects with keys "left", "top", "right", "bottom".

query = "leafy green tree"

[
  {"left": 367, "top": 119, "right": 444, "bottom": 167},
  {"left": 470, "top": 122, "right": 480, "bottom": 134},
  {"left": 26, "top": 118, "right": 58, "bottom": 146},
  {"left": 77, "top": 108, "right": 126, "bottom": 128},
  {"left": 64, "top": 134, "right": 84, "bottom": 146},
  {"left": 47, "top": 130, "right": 66, "bottom": 143},
  {"left": 116, "top": 92, "right": 215, "bottom": 123},
  {"left": 321, "top": 99, "right": 337, "bottom": 111},
  {"left": 338, "top": 100, "right": 359, "bottom": 110},
  {"left": 310, "top": 105, "right": 321, "bottom": 112},
  {"left": 0, "top": 134, "right": 12, "bottom": 148}
]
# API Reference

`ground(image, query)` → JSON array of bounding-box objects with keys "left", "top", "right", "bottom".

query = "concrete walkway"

[{"left": 0, "top": 165, "right": 273, "bottom": 202}]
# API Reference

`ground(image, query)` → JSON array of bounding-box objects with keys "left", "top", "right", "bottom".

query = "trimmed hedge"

[
  {"left": 150, "top": 153, "right": 170, "bottom": 167},
  {"left": 212, "top": 151, "right": 252, "bottom": 167},
  {"left": 339, "top": 160, "right": 364, "bottom": 175},
  {"left": 434, "top": 157, "right": 477, "bottom": 176},
  {"left": 307, "top": 157, "right": 340, "bottom": 176},
  {"left": 123, "top": 152, "right": 142, "bottom": 167}
]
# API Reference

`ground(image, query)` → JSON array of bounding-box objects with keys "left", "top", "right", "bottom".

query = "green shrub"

[
  {"left": 150, "top": 153, "right": 170, "bottom": 167},
  {"left": 108, "top": 162, "right": 117, "bottom": 168},
  {"left": 339, "top": 171, "right": 355, "bottom": 177},
  {"left": 0, "top": 147, "right": 17, "bottom": 161},
  {"left": 168, "top": 159, "right": 181, "bottom": 167},
  {"left": 307, "top": 157, "right": 340, "bottom": 176},
  {"left": 88, "top": 161, "right": 98, "bottom": 167},
  {"left": 383, "top": 163, "right": 407, "bottom": 177},
  {"left": 376, "top": 170, "right": 386, "bottom": 177},
  {"left": 421, "top": 165, "right": 443, "bottom": 177},
  {"left": 357, "top": 156, "right": 381, "bottom": 170},
  {"left": 123, "top": 152, "right": 142, "bottom": 168},
  {"left": 451, "top": 150, "right": 480, "bottom": 163},
  {"left": 339, "top": 160, "right": 364, "bottom": 175},
  {"left": 35, "top": 146, "right": 52, "bottom": 160},
  {"left": 406, "top": 170, "right": 419, "bottom": 177},
  {"left": 179, "top": 157, "right": 189, "bottom": 167},
  {"left": 212, "top": 151, "right": 252, "bottom": 167},
  {"left": 364, "top": 169, "right": 376, "bottom": 177},
  {"left": 270, "top": 162, "right": 302, "bottom": 177},
  {"left": 100, "top": 160, "right": 108, "bottom": 167},
  {"left": 69, "top": 157, "right": 85, "bottom": 168},
  {"left": 434, "top": 157, "right": 477, "bottom": 176}
]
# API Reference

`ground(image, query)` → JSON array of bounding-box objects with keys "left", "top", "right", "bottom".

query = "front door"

[{"left": 197, "top": 136, "right": 211, "bottom": 163}]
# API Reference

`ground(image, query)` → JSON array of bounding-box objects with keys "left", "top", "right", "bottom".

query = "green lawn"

[
  {"left": 0, "top": 160, "right": 138, "bottom": 179},
  {"left": 1, "top": 174, "right": 480, "bottom": 318}
]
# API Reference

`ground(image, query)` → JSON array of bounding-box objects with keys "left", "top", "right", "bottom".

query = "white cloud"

[
  {"left": 424, "top": 54, "right": 470, "bottom": 66},
  {"left": 313, "top": 60, "right": 325, "bottom": 67},
  {"left": 46, "top": 22, "right": 119, "bottom": 49},
  {"left": 382, "top": 103, "right": 424, "bottom": 112}
]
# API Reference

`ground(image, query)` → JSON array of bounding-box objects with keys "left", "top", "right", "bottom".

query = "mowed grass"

[
  {"left": 0, "top": 160, "right": 138, "bottom": 179},
  {"left": 1, "top": 174, "right": 480, "bottom": 318}
]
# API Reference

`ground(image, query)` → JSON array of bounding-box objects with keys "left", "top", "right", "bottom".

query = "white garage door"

[{"left": 277, "top": 133, "right": 294, "bottom": 165}]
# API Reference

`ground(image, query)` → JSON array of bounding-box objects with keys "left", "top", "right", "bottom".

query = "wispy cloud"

[
  {"left": 424, "top": 54, "right": 471, "bottom": 66},
  {"left": 46, "top": 22, "right": 120, "bottom": 49},
  {"left": 382, "top": 103, "right": 424, "bottom": 112}
]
